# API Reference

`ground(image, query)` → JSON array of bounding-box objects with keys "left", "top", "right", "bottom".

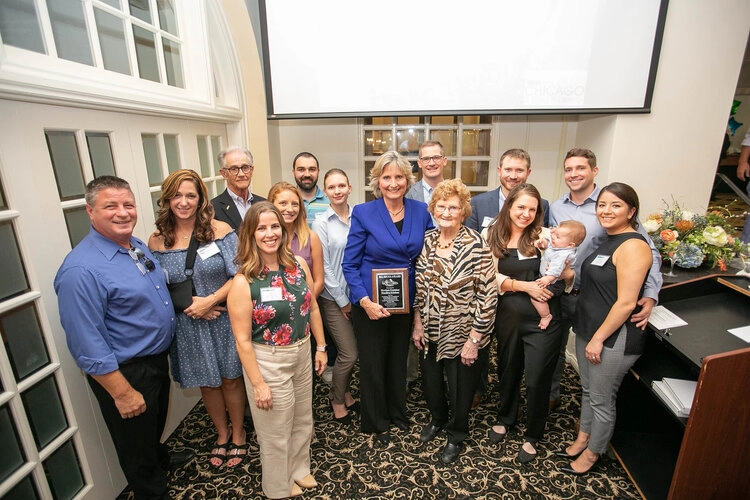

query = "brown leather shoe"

[
  {"left": 471, "top": 394, "right": 481, "bottom": 410},
  {"left": 548, "top": 397, "right": 561, "bottom": 412}
]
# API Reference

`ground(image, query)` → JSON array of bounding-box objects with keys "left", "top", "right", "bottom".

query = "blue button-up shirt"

[
  {"left": 54, "top": 228, "right": 175, "bottom": 375},
  {"left": 548, "top": 185, "right": 662, "bottom": 301}
]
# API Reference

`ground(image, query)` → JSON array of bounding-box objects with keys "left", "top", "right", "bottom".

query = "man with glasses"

[
  {"left": 211, "top": 146, "right": 266, "bottom": 230},
  {"left": 407, "top": 140, "right": 447, "bottom": 205},
  {"left": 293, "top": 151, "right": 329, "bottom": 226},
  {"left": 55, "top": 176, "right": 190, "bottom": 500},
  {"left": 405, "top": 140, "right": 448, "bottom": 393}
]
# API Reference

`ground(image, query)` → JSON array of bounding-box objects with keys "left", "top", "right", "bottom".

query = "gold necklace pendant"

[{"left": 387, "top": 205, "right": 405, "bottom": 217}]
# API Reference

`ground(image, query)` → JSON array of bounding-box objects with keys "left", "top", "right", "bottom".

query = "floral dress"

[{"left": 249, "top": 264, "right": 312, "bottom": 345}]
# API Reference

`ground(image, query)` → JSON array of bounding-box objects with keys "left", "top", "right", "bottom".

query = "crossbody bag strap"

[{"left": 184, "top": 235, "right": 199, "bottom": 277}]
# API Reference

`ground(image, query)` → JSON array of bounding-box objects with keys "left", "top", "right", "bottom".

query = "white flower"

[
  {"left": 681, "top": 210, "right": 694, "bottom": 221},
  {"left": 643, "top": 219, "right": 661, "bottom": 233},
  {"left": 703, "top": 226, "right": 728, "bottom": 246}
]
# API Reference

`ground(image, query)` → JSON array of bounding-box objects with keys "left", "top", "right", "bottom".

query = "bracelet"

[
  {"left": 510, "top": 279, "right": 515, "bottom": 292},
  {"left": 316, "top": 345, "right": 327, "bottom": 352}
]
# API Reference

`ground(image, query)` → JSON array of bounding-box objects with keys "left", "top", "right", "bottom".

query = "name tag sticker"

[
  {"left": 260, "top": 287, "right": 283, "bottom": 302},
  {"left": 592, "top": 254, "right": 610, "bottom": 266},
  {"left": 481, "top": 216, "right": 494, "bottom": 228},
  {"left": 197, "top": 242, "right": 220, "bottom": 260}
]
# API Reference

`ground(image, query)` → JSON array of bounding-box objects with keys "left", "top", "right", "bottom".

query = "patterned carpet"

[{"left": 119, "top": 360, "right": 641, "bottom": 499}]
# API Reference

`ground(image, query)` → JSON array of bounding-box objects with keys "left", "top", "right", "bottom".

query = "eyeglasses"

[
  {"left": 128, "top": 246, "right": 156, "bottom": 275},
  {"left": 435, "top": 205, "right": 461, "bottom": 214},
  {"left": 223, "top": 164, "right": 253, "bottom": 175},
  {"left": 419, "top": 155, "right": 444, "bottom": 163}
]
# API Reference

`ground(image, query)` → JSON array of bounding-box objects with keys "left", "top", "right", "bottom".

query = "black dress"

[{"left": 494, "top": 248, "right": 563, "bottom": 443}]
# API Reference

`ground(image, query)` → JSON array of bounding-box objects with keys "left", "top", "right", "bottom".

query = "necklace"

[
  {"left": 436, "top": 239, "right": 454, "bottom": 249},
  {"left": 387, "top": 205, "right": 405, "bottom": 217}
]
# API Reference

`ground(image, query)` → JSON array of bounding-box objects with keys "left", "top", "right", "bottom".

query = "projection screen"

[{"left": 259, "top": 0, "right": 668, "bottom": 118}]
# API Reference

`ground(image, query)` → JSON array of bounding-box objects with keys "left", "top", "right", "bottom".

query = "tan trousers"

[{"left": 245, "top": 336, "right": 313, "bottom": 499}]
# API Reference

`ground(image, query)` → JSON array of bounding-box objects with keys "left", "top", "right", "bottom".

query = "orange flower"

[
  {"left": 660, "top": 229, "right": 678, "bottom": 243},
  {"left": 675, "top": 219, "right": 693, "bottom": 232},
  {"left": 718, "top": 259, "right": 727, "bottom": 271}
]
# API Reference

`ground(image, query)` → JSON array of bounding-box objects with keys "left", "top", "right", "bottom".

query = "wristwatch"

[{"left": 470, "top": 336, "right": 480, "bottom": 345}]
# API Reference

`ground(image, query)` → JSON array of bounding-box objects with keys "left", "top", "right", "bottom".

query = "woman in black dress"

[{"left": 484, "top": 183, "right": 564, "bottom": 463}]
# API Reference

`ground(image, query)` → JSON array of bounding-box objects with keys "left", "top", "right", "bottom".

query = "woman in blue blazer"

[{"left": 343, "top": 151, "right": 433, "bottom": 445}]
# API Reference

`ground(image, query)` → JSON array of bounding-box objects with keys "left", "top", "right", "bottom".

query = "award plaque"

[{"left": 372, "top": 268, "right": 409, "bottom": 314}]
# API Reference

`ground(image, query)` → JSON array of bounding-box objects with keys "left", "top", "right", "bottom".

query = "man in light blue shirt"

[
  {"left": 293, "top": 151, "right": 330, "bottom": 226},
  {"left": 547, "top": 148, "right": 663, "bottom": 409}
]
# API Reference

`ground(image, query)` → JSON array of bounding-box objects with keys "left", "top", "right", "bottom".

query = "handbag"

[{"left": 168, "top": 235, "right": 199, "bottom": 313}]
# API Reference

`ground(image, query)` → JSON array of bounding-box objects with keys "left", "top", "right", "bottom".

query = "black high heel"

[
  {"left": 555, "top": 447, "right": 583, "bottom": 459},
  {"left": 561, "top": 460, "right": 599, "bottom": 476}
]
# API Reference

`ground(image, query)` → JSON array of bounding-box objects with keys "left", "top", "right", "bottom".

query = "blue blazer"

[
  {"left": 343, "top": 197, "right": 433, "bottom": 307},
  {"left": 465, "top": 187, "right": 550, "bottom": 231}
]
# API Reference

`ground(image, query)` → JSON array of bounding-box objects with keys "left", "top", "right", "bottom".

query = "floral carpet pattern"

[{"left": 120, "top": 363, "right": 641, "bottom": 499}]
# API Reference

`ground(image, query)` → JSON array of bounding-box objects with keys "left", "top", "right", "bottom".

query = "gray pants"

[
  {"left": 575, "top": 326, "right": 640, "bottom": 455},
  {"left": 318, "top": 297, "right": 358, "bottom": 404}
]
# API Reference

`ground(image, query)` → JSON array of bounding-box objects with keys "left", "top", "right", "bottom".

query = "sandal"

[
  {"left": 209, "top": 432, "right": 232, "bottom": 468},
  {"left": 226, "top": 441, "right": 249, "bottom": 468}
]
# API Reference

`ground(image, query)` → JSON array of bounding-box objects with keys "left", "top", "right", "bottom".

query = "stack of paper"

[{"left": 651, "top": 377, "right": 697, "bottom": 418}]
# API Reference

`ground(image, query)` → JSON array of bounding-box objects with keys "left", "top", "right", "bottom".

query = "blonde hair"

[
  {"left": 235, "top": 202, "right": 297, "bottom": 281},
  {"left": 556, "top": 220, "right": 587, "bottom": 246},
  {"left": 368, "top": 151, "right": 415, "bottom": 198},
  {"left": 428, "top": 178, "right": 472, "bottom": 222},
  {"left": 154, "top": 169, "right": 214, "bottom": 248},
  {"left": 267, "top": 182, "right": 311, "bottom": 248}
]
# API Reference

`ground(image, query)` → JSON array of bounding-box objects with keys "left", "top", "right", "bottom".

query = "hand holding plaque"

[{"left": 371, "top": 268, "right": 409, "bottom": 314}]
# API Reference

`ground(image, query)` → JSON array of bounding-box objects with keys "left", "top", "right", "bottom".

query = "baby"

[{"left": 534, "top": 220, "right": 587, "bottom": 329}]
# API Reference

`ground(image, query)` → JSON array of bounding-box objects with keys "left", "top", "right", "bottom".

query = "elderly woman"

[
  {"left": 412, "top": 179, "right": 497, "bottom": 464},
  {"left": 559, "top": 183, "right": 652, "bottom": 476},
  {"left": 228, "top": 202, "right": 327, "bottom": 498},
  {"left": 484, "top": 183, "right": 564, "bottom": 464},
  {"left": 148, "top": 169, "right": 246, "bottom": 468},
  {"left": 342, "top": 151, "right": 433, "bottom": 445}
]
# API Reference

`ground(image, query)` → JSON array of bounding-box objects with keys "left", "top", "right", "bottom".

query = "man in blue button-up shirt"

[{"left": 55, "top": 176, "right": 178, "bottom": 499}]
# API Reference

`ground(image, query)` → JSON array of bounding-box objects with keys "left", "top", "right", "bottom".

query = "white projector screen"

[{"left": 260, "top": 0, "right": 668, "bottom": 118}]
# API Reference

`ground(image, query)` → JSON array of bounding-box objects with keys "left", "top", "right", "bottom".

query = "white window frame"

[{"left": 0, "top": 0, "right": 242, "bottom": 121}]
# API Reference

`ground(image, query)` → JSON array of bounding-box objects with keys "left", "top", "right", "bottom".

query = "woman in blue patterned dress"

[
  {"left": 228, "top": 202, "right": 327, "bottom": 499},
  {"left": 148, "top": 170, "right": 246, "bottom": 468}
]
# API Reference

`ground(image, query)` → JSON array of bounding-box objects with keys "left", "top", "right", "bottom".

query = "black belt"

[
  {"left": 119, "top": 350, "right": 168, "bottom": 366},
  {"left": 565, "top": 288, "right": 581, "bottom": 296}
]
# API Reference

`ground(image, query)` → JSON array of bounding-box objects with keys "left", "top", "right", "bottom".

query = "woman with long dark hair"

[{"left": 148, "top": 169, "right": 246, "bottom": 468}]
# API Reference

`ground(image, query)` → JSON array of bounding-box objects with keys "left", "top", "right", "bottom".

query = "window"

[
  {"left": 46, "top": 129, "right": 118, "bottom": 247},
  {"left": 0, "top": 0, "right": 183, "bottom": 87},
  {"left": 362, "top": 116, "right": 493, "bottom": 200},
  {"left": 0, "top": 173, "right": 82, "bottom": 498}
]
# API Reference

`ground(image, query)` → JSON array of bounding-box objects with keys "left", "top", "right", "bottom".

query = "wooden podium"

[{"left": 610, "top": 274, "right": 750, "bottom": 499}]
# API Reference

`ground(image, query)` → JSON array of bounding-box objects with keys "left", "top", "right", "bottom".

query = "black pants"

[
  {"left": 420, "top": 342, "right": 482, "bottom": 444},
  {"left": 351, "top": 306, "right": 411, "bottom": 433},
  {"left": 87, "top": 352, "right": 171, "bottom": 500}
]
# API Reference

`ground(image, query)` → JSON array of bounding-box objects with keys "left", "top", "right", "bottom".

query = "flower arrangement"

[{"left": 644, "top": 199, "right": 742, "bottom": 270}]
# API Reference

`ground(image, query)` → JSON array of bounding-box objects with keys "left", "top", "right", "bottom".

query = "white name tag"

[
  {"left": 592, "top": 254, "right": 610, "bottom": 266},
  {"left": 260, "top": 287, "right": 283, "bottom": 302},
  {"left": 197, "top": 242, "right": 220, "bottom": 260},
  {"left": 481, "top": 216, "right": 494, "bottom": 228}
]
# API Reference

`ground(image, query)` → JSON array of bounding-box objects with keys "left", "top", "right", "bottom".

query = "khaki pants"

[{"left": 245, "top": 336, "right": 313, "bottom": 499}]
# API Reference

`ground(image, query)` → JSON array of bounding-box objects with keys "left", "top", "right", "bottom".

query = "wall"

[{"left": 264, "top": 0, "right": 750, "bottom": 217}]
